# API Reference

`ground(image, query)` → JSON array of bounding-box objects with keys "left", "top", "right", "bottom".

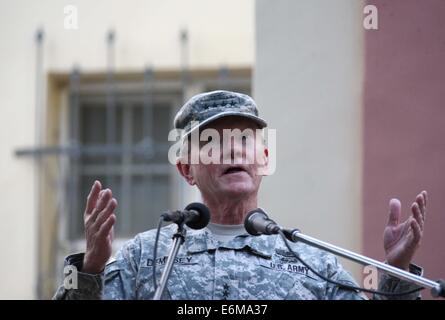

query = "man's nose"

[{"left": 227, "top": 138, "right": 245, "bottom": 163}]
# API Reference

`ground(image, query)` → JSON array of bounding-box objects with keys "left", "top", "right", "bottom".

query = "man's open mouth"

[{"left": 222, "top": 166, "right": 248, "bottom": 175}]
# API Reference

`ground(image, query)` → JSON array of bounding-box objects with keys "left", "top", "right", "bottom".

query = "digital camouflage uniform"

[{"left": 54, "top": 224, "right": 422, "bottom": 300}]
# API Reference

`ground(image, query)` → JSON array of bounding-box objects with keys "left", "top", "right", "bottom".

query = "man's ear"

[
  {"left": 256, "top": 146, "right": 269, "bottom": 176},
  {"left": 263, "top": 147, "right": 269, "bottom": 173},
  {"left": 176, "top": 161, "right": 195, "bottom": 185}
]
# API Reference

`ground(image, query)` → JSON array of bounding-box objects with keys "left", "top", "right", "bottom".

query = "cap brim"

[{"left": 183, "top": 111, "right": 267, "bottom": 137}]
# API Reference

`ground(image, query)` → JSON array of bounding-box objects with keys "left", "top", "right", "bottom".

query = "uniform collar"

[{"left": 184, "top": 227, "right": 277, "bottom": 259}]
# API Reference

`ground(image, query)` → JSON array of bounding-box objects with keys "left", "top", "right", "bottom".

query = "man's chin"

[{"left": 218, "top": 183, "right": 255, "bottom": 197}]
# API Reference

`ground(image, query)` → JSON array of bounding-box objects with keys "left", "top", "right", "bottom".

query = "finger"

[
  {"left": 410, "top": 219, "right": 422, "bottom": 246},
  {"left": 95, "top": 189, "right": 112, "bottom": 213},
  {"left": 86, "top": 206, "right": 100, "bottom": 227},
  {"left": 422, "top": 190, "right": 428, "bottom": 207},
  {"left": 97, "top": 214, "right": 116, "bottom": 239},
  {"left": 416, "top": 194, "right": 425, "bottom": 215},
  {"left": 95, "top": 198, "right": 117, "bottom": 226},
  {"left": 85, "top": 181, "right": 102, "bottom": 215},
  {"left": 416, "top": 193, "right": 427, "bottom": 223},
  {"left": 422, "top": 191, "right": 428, "bottom": 222},
  {"left": 107, "top": 226, "right": 115, "bottom": 242},
  {"left": 86, "top": 190, "right": 105, "bottom": 224},
  {"left": 93, "top": 198, "right": 118, "bottom": 230},
  {"left": 411, "top": 202, "right": 424, "bottom": 231},
  {"left": 387, "top": 198, "right": 401, "bottom": 226}
]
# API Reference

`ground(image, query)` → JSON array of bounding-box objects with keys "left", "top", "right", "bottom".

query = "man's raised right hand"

[{"left": 81, "top": 180, "right": 117, "bottom": 274}]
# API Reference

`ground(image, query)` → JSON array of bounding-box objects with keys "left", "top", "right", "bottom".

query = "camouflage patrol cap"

[{"left": 173, "top": 90, "right": 267, "bottom": 137}]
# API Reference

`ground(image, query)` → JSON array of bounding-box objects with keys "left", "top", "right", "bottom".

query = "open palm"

[{"left": 383, "top": 191, "right": 427, "bottom": 270}]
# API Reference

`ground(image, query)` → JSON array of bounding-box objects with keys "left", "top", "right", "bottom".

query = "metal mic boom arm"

[{"left": 282, "top": 228, "right": 445, "bottom": 298}]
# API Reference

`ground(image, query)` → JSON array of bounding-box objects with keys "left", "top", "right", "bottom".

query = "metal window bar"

[
  {"left": 180, "top": 28, "right": 189, "bottom": 104},
  {"left": 68, "top": 67, "right": 81, "bottom": 239},
  {"left": 35, "top": 27, "right": 45, "bottom": 300},
  {"left": 141, "top": 66, "right": 155, "bottom": 234},
  {"left": 106, "top": 30, "right": 117, "bottom": 188},
  {"left": 218, "top": 65, "right": 229, "bottom": 90}
]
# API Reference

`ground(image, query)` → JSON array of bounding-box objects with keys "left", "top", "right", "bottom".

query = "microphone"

[
  {"left": 162, "top": 202, "right": 210, "bottom": 230},
  {"left": 244, "top": 208, "right": 281, "bottom": 236}
]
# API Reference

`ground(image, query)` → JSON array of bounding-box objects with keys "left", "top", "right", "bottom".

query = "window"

[
  {"left": 68, "top": 93, "right": 179, "bottom": 239},
  {"left": 57, "top": 68, "right": 251, "bottom": 251}
]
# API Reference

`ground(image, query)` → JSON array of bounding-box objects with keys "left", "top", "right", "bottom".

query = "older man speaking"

[{"left": 54, "top": 90, "right": 426, "bottom": 300}]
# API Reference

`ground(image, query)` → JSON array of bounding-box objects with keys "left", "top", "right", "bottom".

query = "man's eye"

[{"left": 242, "top": 136, "right": 251, "bottom": 144}]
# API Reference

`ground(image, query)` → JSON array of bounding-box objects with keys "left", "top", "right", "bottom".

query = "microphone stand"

[
  {"left": 282, "top": 228, "right": 445, "bottom": 298},
  {"left": 152, "top": 222, "right": 186, "bottom": 300},
  {"left": 152, "top": 203, "right": 210, "bottom": 299}
]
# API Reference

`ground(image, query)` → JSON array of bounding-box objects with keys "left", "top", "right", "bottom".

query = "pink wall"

[{"left": 363, "top": 0, "right": 445, "bottom": 298}]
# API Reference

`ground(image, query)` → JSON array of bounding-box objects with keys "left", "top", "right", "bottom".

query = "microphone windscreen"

[
  {"left": 184, "top": 202, "right": 211, "bottom": 229},
  {"left": 244, "top": 208, "right": 268, "bottom": 236}
]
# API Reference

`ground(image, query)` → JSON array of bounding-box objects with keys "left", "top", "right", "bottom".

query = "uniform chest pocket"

[
  {"left": 259, "top": 259, "right": 318, "bottom": 280},
  {"left": 136, "top": 255, "right": 204, "bottom": 300},
  {"left": 255, "top": 259, "right": 321, "bottom": 299}
]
